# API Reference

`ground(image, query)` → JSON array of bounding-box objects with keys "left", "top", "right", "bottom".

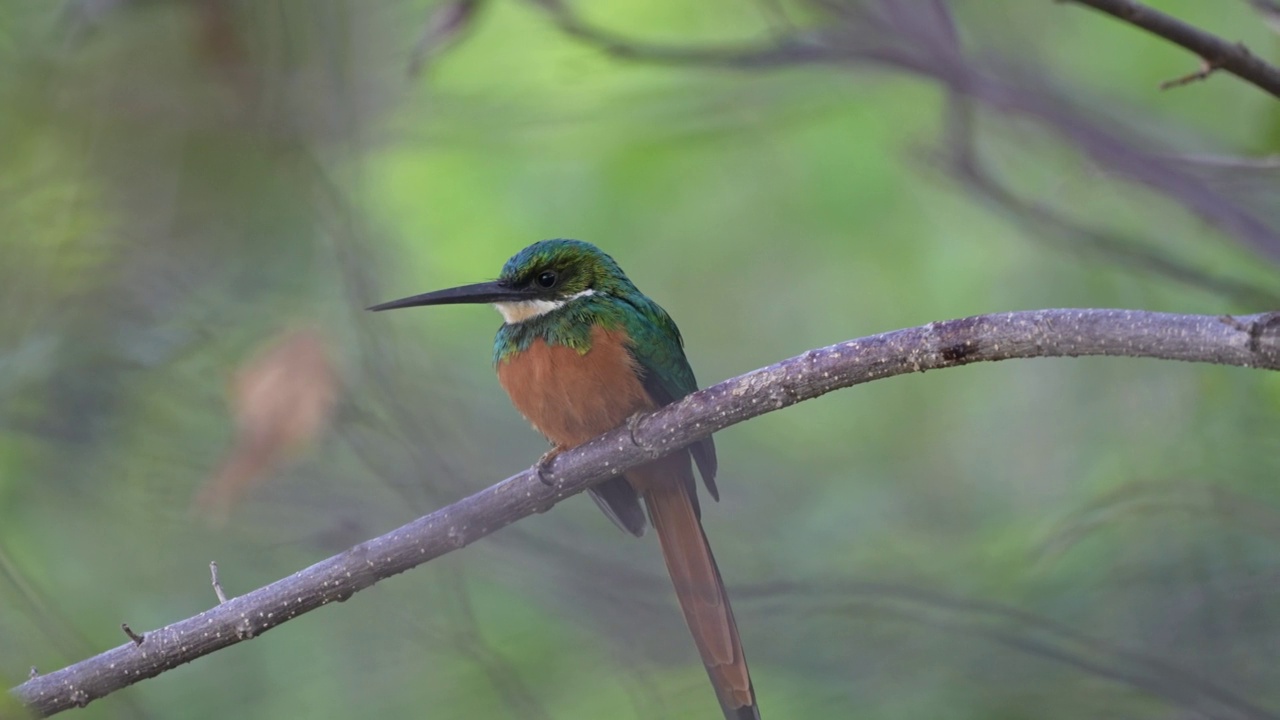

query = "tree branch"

[
  {"left": 514, "top": 1, "right": 1280, "bottom": 265},
  {"left": 1063, "top": 0, "right": 1280, "bottom": 98},
  {"left": 522, "top": 0, "right": 1280, "bottom": 100},
  {"left": 12, "top": 309, "right": 1280, "bottom": 716}
]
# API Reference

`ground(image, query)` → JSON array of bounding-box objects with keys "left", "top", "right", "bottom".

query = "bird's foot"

[
  {"left": 534, "top": 445, "right": 567, "bottom": 487},
  {"left": 625, "top": 411, "right": 648, "bottom": 448}
]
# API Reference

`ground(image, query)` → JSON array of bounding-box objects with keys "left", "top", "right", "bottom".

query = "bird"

[{"left": 369, "top": 239, "right": 759, "bottom": 719}]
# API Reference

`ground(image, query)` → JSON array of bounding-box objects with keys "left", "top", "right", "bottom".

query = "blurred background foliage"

[{"left": 3, "top": 0, "right": 1280, "bottom": 718}]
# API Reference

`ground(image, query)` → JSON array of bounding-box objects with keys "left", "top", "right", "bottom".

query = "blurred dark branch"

[
  {"left": 526, "top": 0, "right": 833, "bottom": 68},
  {"left": 407, "top": 0, "right": 486, "bottom": 76},
  {"left": 748, "top": 580, "right": 1276, "bottom": 719},
  {"left": 937, "top": 66, "right": 1280, "bottom": 301},
  {"left": 1248, "top": 0, "right": 1280, "bottom": 16},
  {"left": 12, "top": 308, "right": 1280, "bottom": 716},
  {"left": 943, "top": 87, "right": 1280, "bottom": 271},
  {"left": 1042, "top": 478, "right": 1280, "bottom": 559},
  {"left": 1065, "top": 0, "right": 1280, "bottom": 98},
  {"left": 1170, "top": 153, "right": 1280, "bottom": 169},
  {"left": 523, "top": 0, "right": 966, "bottom": 76},
  {"left": 525, "top": 0, "right": 1280, "bottom": 98},
  {"left": 581, "top": 565, "right": 1274, "bottom": 717},
  {"left": 935, "top": 142, "right": 1280, "bottom": 308}
]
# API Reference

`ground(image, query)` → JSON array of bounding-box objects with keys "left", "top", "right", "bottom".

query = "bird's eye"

[{"left": 535, "top": 271, "right": 558, "bottom": 289}]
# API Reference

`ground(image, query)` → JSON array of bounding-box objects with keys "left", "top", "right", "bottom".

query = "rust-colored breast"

[{"left": 497, "top": 325, "right": 654, "bottom": 448}]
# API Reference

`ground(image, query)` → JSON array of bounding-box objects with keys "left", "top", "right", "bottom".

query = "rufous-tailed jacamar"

[{"left": 370, "top": 239, "right": 759, "bottom": 719}]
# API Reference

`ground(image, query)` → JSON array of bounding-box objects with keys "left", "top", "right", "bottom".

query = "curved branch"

[
  {"left": 12, "top": 308, "right": 1280, "bottom": 716},
  {"left": 525, "top": 0, "right": 1280, "bottom": 100},
  {"left": 1063, "top": 0, "right": 1280, "bottom": 98}
]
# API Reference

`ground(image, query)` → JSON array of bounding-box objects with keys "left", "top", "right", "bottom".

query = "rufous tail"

[{"left": 638, "top": 459, "right": 759, "bottom": 720}]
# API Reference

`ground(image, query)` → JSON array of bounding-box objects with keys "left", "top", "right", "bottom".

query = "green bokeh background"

[{"left": 3, "top": 1, "right": 1280, "bottom": 718}]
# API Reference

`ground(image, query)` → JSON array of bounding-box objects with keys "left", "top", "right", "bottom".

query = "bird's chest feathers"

[{"left": 496, "top": 325, "right": 654, "bottom": 447}]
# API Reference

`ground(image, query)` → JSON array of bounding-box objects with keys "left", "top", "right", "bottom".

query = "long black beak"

[{"left": 367, "top": 281, "right": 524, "bottom": 312}]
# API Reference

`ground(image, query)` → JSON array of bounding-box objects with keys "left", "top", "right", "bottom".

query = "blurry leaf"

[{"left": 192, "top": 324, "right": 338, "bottom": 525}]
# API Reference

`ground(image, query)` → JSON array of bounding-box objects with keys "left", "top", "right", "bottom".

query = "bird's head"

[{"left": 368, "top": 239, "right": 634, "bottom": 324}]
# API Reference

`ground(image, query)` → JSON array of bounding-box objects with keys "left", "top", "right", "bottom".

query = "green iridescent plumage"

[
  {"left": 492, "top": 239, "right": 717, "bottom": 497},
  {"left": 492, "top": 240, "right": 698, "bottom": 400}
]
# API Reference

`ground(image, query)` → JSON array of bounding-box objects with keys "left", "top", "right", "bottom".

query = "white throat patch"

[{"left": 494, "top": 289, "right": 596, "bottom": 324}]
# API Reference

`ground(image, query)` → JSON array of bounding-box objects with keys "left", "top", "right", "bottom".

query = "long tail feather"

[{"left": 635, "top": 456, "right": 759, "bottom": 720}]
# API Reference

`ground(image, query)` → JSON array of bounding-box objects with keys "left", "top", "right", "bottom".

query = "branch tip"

[
  {"left": 1067, "top": 0, "right": 1280, "bottom": 98},
  {"left": 210, "top": 561, "right": 229, "bottom": 604},
  {"left": 1159, "top": 56, "right": 1220, "bottom": 90},
  {"left": 120, "top": 623, "right": 144, "bottom": 646}
]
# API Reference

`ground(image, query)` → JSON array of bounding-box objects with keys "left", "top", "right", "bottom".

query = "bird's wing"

[{"left": 621, "top": 296, "right": 720, "bottom": 502}]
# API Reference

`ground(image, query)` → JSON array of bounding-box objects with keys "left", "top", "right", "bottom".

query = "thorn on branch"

[
  {"left": 1159, "top": 55, "right": 1221, "bottom": 90},
  {"left": 1220, "top": 314, "right": 1250, "bottom": 333},
  {"left": 28, "top": 667, "right": 38, "bottom": 680},
  {"left": 121, "top": 623, "right": 144, "bottom": 646},
  {"left": 210, "top": 561, "right": 229, "bottom": 604}
]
